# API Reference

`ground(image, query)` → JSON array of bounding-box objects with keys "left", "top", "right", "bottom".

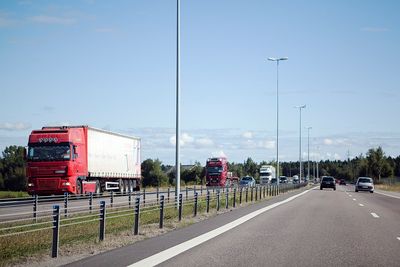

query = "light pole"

[
  {"left": 175, "top": 0, "right": 181, "bottom": 207},
  {"left": 306, "top": 126, "right": 312, "bottom": 181},
  {"left": 267, "top": 57, "right": 288, "bottom": 182},
  {"left": 295, "top": 105, "right": 306, "bottom": 182}
]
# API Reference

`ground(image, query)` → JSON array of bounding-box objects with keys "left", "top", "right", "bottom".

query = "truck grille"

[{"left": 37, "top": 179, "right": 59, "bottom": 189}]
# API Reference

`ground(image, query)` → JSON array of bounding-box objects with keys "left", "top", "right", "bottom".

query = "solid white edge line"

[
  {"left": 371, "top": 212, "right": 379, "bottom": 218},
  {"left": 374, "top": 191, "right": 400, "bottom": 199},
  {"left": 127, "top": 187, "right": 315, "bottom": 267}
]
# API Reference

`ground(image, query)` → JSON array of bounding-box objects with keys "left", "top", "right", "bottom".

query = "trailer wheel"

[
  {"left": 128, "top": 180, "right": 133, "bottom": 193},
  {"left": 95, "top": 180, "right": 101, "bottom": 195},
  {"left": 76, "top": 179, "right": 82, "bottom": 195},
  {"left": 118, "top": 179, "right": 124, "bottom": 194}
]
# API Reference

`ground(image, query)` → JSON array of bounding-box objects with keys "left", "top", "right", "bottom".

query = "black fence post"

[
  {"left": 52, "top": 205, "right": 60, "bottom": 258},
  {"left": 194, "top": 185, "right": 197, "bottom": 196},
  {"left": 251, "top": 187, "right": 254, "bottom": 202},
  {"left": 157, "top": 186, "right": 159, "bottom": 204},
  {"left": 128, "top": 190, "right": 132, "bottom": 208},
  {"left": 99, "top": 201, "right": 106, "bottom": 241},
  {"left": 178, "top": 193, "right": 183, "bottom": 221},
  {"left": 200, "top": 185, "right": 203, "bottom": 196},
  {"left": 217, "top": 190, "right": 220, "bottom": 211},
  {"left": 167, "top": 187, "right": 170, "bottom": 203},
  {"left": 110, "top": 191, "right": 114, "bottom": 208},
  {"left": 233, "top": 188, "right": 236, "bottom": 208},
  {"left": 263, "top": 186, "right": 266, "bottom": 198},
  {"left": 194, "top": 192, "right": 198, "bottom": 217},
  {"left": 239, "top": 187, "right": 242, "bottom": 205},
  {"left": 259, "top": 186, "right": 262, "bottom": 200},
  {"left": 186, "top": 186, "right": 188, "bottom": 200},
  {"left": 33, "top": 194, "right": 38, "bottom": 222},
  {"left": 143, "top": 188, "right": 146, "bottom": 206},
  {"left": 225, "top": 190, "right": 229, "bottom": 209},
  {"left": 245, "top": 187, "right": 248, "bottom": 202},
  {"left": 89, "top": 192, "right": 93, "bottom": 213},
  {"left": 64, "top": 192, "right": 68, "bottom": 218},
  {"left": 159, "top": 195, "right": 164, "bottom": 229},
  {"left": 255, "top": 186, "right": 258, "bottom": 201},
  {"left": 134, "top": 197, "right": 140, "bottom": 235},
  {"left": 206, "top": 190, "right": 210, "bottom": 213}
]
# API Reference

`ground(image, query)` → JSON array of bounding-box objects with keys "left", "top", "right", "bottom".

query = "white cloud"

[
  {"left": 30, "top": 15, "right": 77, "bottom": 25},
  {"left": 195, "top": 138, "right": 214, "bottom": 147},
  {"left": 211, "top": 150, "right": 226, "bottom": 158},
  {"left": 258, "top": 140, "right": 275, "bottom": 149},
  {"left": 323, "top": 138, "right": 333, "bottom": 145},
  {"left": 242, "top": 131, "right": 253, "bottom": 139},
  {"left": 0, "top": 122, "right": 31, "bottom": 131},
  {"left": 169, "top": 132, "right": 194, "bottom": 146}
]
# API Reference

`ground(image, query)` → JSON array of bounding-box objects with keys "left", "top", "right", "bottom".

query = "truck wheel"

[{"left": 76, "top": 179, "right": 82, "bottom": 195}]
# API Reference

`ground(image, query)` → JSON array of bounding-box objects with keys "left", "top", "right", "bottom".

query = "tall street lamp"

[
  {"left": 295, "top": 105, "right": 306, "bottom": 182},
  {"left": 267, "top": 57, "right": 288, "bottom": 182},
  {"left": 306, "top": 126, "right": 312, "bottom": 180},
  {"left": 175, "top": 0, "right": 181, "bottom": 207}
]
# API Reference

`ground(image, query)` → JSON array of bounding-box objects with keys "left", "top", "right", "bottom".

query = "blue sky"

[{"left": 1, "top": 0, "right": 399, "bottom": 165}]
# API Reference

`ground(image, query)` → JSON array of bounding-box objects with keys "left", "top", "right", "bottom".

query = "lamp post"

[
  {"left": 175, "top": 0, "right": 181, "bottom": 207},
  {"left": 267, "top": 57, "right": 288, "bottom": 182},
  {"left": 306, "top": 126, "right": 312, "bottom": 181},
  {"left": 295, "top": 105, "right": 306, "bottom": 182}
]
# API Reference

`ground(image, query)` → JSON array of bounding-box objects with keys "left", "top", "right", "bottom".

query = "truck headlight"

[
  {"left": 62, "top": 182, "right": 71, "bottom": 186},
  {"left": 28, "top": 183, "right": 34, "bottom": 187}
]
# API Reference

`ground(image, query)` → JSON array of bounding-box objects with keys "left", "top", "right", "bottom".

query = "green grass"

[
  {"left": 0, "top": 191, "right": 30, "bottom": 199},
  {"left": 376, "top": 183, "right": 400, "bottom": 193}
]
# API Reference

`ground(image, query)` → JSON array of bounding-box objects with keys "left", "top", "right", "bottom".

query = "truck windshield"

[
  {"left": 207, "top": 166, "right": 223, "bottom": 173},
  {"left": 28, "top": 144, "right": 71, "bottom": 161}
]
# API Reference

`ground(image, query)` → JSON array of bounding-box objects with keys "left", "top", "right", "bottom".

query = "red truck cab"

[
  {"left": 206, "top": 157, "right": 228, "bottom": 187},
  {"left": 26, "top": 126, "right": 92, "bottom": 195}
]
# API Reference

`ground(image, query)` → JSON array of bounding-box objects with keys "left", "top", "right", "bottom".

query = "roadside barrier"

[{"left": 0, "top": 182, "right": 308, "bottom": 259}]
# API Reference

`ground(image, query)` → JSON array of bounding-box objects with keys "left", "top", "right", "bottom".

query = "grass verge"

[
  {"left": 375, "top": 184, "right": 400, "bottom": 193},
  {"left": 0, "top": 191, "right": 30, "bottom": 199}
]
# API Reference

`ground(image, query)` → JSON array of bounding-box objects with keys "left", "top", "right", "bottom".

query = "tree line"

[{"left": 0, "top": 146, "right": 399, "bottom": 191}]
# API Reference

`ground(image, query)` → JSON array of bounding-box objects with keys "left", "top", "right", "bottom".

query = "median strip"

[{"left": 127, "top": 187, "right": 315, "bottom": 267}]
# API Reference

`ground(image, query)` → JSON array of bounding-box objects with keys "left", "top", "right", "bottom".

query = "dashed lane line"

[
  {"left": 371, "top": 213, "right": 380, "bottom": 218},
  {"left": 359, "top": 204, "right": 364, "bottom": 207}
]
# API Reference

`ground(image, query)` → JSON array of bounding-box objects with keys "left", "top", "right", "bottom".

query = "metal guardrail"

[{"left": 0, "top": 182, "right": 308, "bottom": 259}]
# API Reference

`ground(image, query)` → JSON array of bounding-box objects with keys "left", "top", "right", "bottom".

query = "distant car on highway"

[
  {"left": 355, "top": 177, "right": 374, "bottom": 193},
  {"left": 239, "top": 176, "right": 256, "bottom": 187},
  {"left": 279, "top": 176, "right": 288, "bottom": 184},
  {"left": 339, "top": 179, "right": 346, "bottom": 185},
  {"left": 270, "top": 178, "right": 278, "bottom": 184},
  {"left": 320, "top": 176, "right": 336, "bottom": 190},
  {"left": 292, "top": 175, "right": 299, "bottom": 184}
]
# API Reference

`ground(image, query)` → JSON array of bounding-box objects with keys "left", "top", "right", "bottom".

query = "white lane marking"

[
  {"left": 127, "top": 188, "right": 315, "bottom": 267},
  {"left": 371, "top": 213, "right": 380, "bottom": 218},
  {"left": 397, "top": 237, "right": 400, "bottom": 241},
  {"left": 353, "top": 198, "right": 356, "bottom": 201},
  {"left": 349, "top": 195, "right": 352, "bottom": 197},
  {"left": 374, "top": 191, "right": 400, "bottom": 199},
  {"left": 359, "top": 204, "right": 364, "bottom": 207}
]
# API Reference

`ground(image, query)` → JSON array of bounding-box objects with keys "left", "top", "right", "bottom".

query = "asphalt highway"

[{"left": 66, "top": 185, "right": 400, "bottom": 267}]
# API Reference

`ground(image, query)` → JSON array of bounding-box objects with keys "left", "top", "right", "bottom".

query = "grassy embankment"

[
  {"left": 0, "top": 191, "right": 30, "bottom": 199},
  {"left": 375, "top": 183, "right": 400, "bottom": 192}
]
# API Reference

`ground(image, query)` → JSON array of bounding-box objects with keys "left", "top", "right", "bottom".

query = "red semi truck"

[
  {"left": 26, "top": 126, "right": 141, "bottom": 195},
  {"left": 205, "top": 157, "right": 238, "bottom": 187}
]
